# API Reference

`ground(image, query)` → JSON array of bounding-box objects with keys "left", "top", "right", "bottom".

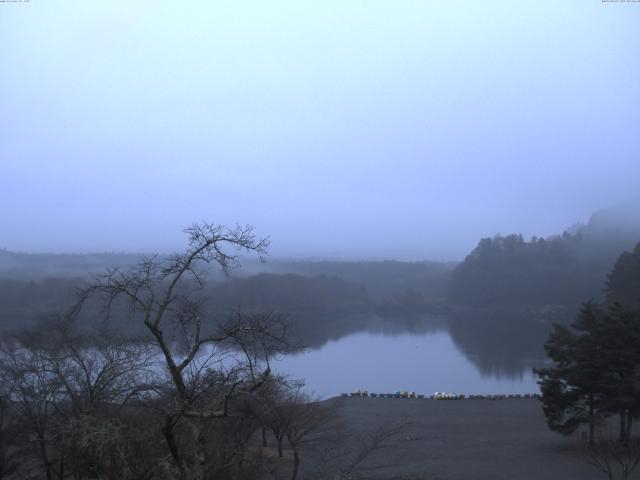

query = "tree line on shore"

[{"left": 449, "top": 207, "right": 640, "bottom": 307}]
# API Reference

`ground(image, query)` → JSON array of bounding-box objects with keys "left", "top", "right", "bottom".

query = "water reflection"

[
  {"left": 274, "top": 329, "right": 539, "bottom": 399},
  {"left": 448, "top": 306, "right": 574, "bottom": 377},
  {"left": 278, "top": 308, "right": 573, "bottom": 397}
]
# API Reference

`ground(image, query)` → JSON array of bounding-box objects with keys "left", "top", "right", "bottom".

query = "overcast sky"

[{"left": 1, "top": 1, "right": 639, "bottom": 260}]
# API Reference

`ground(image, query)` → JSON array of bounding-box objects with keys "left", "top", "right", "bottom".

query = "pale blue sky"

[{"left": 1, "top": 1, "right": 639, "bottom": 260}]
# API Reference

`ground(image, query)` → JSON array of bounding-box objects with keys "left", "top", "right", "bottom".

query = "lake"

[{"left": 273, "top": 314, "right": 545, "bottom": 398}]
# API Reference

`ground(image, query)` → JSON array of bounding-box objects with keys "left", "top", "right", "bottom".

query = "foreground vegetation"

[{"left": 0, "top": 224, "right": 414, "bottom": 480}]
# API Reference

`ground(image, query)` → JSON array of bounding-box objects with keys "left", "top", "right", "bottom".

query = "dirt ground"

[{"left": 321, "top": 397, "right": 610, "bottom": 480}]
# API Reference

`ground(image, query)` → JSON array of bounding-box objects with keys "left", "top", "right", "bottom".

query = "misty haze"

[{"left": 1, "top": 2, "right": 639, "bottom": 480}]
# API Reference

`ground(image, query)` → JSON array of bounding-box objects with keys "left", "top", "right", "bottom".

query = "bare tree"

[
  {"left": 283, "top": 389, "right": 332, "bottom": 480},
  {"left": 0, "top": 332, "right": 63, "bottom": 480},
  {"left": 585, "top": 437, "right": 640, "bottom": 480},
  {"left": 34, "top": 316, "right": 158, "bottom": 414},
  {"left": 260, "top": 381, "right": 295, "bottom": 459},
  {"left": 0, "top": 315, "right": 162, "bottom": 480},
  {"left": 74, "top": 223, "right": 291, "bottom": 480},
  {"left": 0, "top": 393, "right": 19, "bottom": 479}
]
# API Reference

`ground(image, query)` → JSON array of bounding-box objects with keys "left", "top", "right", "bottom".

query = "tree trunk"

[
  {"left": 627, "top": 411, "right": 633, "bottom": 441},
  {"left": 191, "top": 426, "right": 206, "bottom": 480},
  {"left": 40, "top": 443, "right": 52, "bottom": 480},
  {"left": 291, "top": 447, "right": 300, "bottom": 480},
  {"left": 620, "top": 411, "right": 628, "bottom": 444},
  {"left": 162, "top": 415, "right": 188, "bottom": 479},
  {"left": 262, "top": 427, "right": 267, "bottom": 448},
  {"left": 589, "top": 395, "right": 595, "bottom": 448},
  {"left": 277, "top": 437, "right": 283, "bottom": 458}
]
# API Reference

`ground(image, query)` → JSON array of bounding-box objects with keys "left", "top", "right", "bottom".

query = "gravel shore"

[{"left": 327, "top": 397, "right": 605, "bottom": 480}]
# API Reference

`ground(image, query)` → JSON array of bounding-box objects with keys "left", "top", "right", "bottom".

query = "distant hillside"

[
  {"left": 448, "top": 205, "right": 640, "bottom": 307},
  {"left": 252, "top": 260, "right": 455, "bottom": 302},
  {"left": 0, "top": 257, "right": 453, "bottom": 331},
  {"left": 207, "top": 273, "right": 372, "bottom": 314},
  {"left": 0, "top": 249, "right": 143, "bottom": 279},
  {"left": 0, "top": 247, "right": 454, "bottom": 306},
  {"left": 5, "top": 205, "right": 634, "bottom": 314}
]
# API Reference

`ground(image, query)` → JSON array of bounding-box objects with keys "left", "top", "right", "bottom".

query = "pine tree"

[
  {"left": 607, "top": 242, "right": 640, "bottom": 310},
  {"left": 595, "top": 303, "right": 640, "bottom": 443},
  {"left": 535, "top": 302, "right": 606, "bottom": 447},
  {"left": 536, "top": 301, "right": 640, "bottom": 445}
]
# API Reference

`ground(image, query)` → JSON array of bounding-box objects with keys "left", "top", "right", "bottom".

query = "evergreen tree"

[
  {"left": 535, "top": 302, "right": 606, "bottom": 447},
  {"left": 606, "top": 242, "right": 640, "bottom": 310},
  {"left": 595, "top": 303, "right": 640, "bottom": 443},
  {"left": 536, "top": 301, "right": 640, "bottom": 445}
]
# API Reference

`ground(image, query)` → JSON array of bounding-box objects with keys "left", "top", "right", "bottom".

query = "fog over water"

[{"left": 1, "top": 1, "right": 639, "bottom": 260}]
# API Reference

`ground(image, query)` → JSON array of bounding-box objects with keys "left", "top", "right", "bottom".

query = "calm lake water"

[{"left": 273, "top": 328, "right": 541, "bottom": 399}]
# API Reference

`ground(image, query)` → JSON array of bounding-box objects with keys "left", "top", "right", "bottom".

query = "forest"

[
  {"left": 1, "top": 206, "right": 638, "bottom": 334},
  {"left": 448, "top": 207, "right": 640, "bottom": 307}
]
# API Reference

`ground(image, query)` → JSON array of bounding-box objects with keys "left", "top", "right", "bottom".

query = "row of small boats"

[{"left": 342, "top": 390, "right": 540, "bottom": 400}]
